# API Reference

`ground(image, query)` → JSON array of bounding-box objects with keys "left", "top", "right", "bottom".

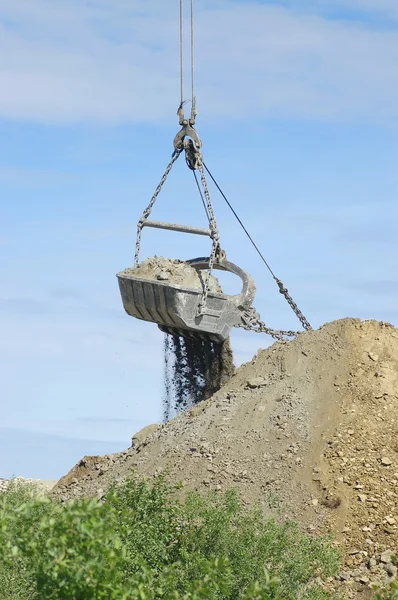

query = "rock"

[
  {"left": 381, "top": 457, "right": 393, "bottom": 466},
  {"left": 322, "top": 496, "right": 341, "bottom": 509},
  {"left": 380, "top": 550, "right": 393, "bottom": 564},
  {"left": 246, "top": 377, "right": 266, "bottom": 389},
  {"left": 156, "top": 270, "right": 170, "bottom": 281},
  {"left": 131, "top": 424, "right": 160, "bottom": 448},
  {"left": 368, "top": 558, "right": 377, "bottom": 569},
  {"left": 368, "top": 353, "right": 379, "bottom": 362},
  {"left": 385, "top": 563, "right": 398, "bottom": 578},
  {"left": 358, "top": 494, "right": 367, "bottom": 503},
  {"left": 385, "top": 516, "right": 396, "bottom": 525}
]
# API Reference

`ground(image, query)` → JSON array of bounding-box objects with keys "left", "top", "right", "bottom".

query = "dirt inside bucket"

[{"left": 121, "top": 257, "right": 222, "bottom": 292}]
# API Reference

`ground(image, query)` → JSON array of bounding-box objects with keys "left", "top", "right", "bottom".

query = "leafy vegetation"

[
  {"left": 0, "top": 475, "right": 342, "bottom": 599},
  {"left": 372, "top": 583, "right": 398, "bottom": 599}
]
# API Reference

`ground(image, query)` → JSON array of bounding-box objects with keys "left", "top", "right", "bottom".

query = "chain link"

[
  {"left": 134, "top": 149, "right": 183, "bottom": 266},
  {"left": 196, "top": 164, "right": 222, "bottom": 315},
  {"left": 274, "top": 278, "right": 312, "bottom": 331},
  {"left": 237, "top": 306, "right": 302, "bottom": 341}
]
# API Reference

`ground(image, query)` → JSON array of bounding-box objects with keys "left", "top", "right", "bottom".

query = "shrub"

[
  {"left": 0, "top": 474, "right": 340, "bottom": 600},
  {"left": 372, "top": 583, "right": 398, "bottom": 600}
]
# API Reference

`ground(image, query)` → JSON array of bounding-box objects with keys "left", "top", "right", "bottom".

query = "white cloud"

[
  {"left": 0, "top": 0, "right": 397, "bottom": 124},
  {"left": 302, "top": 0, "right": 398, "bottom": 17}
]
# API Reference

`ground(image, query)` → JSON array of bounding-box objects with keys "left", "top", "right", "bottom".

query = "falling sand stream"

[{"left": 163, "top": 335, "right": 235, "bottom": 421}]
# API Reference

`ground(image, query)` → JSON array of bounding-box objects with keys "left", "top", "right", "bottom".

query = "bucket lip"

[{"left": 116, "top": 270, "right": 234, "bottom": 300}]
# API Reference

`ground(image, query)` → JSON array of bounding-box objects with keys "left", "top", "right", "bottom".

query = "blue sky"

[{"left": 1, "top": 0, "right": 397, "bottom": 479}]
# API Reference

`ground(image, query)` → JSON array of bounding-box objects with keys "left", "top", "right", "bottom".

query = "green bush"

[
  {"left": 372, "top": 583, "right": 398, "bottom": 599},
  {"left": 0, "top": 474, "right": 340, "bottom": 600}
]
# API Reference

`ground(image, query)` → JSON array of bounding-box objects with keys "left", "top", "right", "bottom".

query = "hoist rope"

[
  {"left": 203, "top": 162, "right": 312, "bottom": 331},
  {"left": 190, "top": 0, "right": 195, "bottom": 109},
  {"left": 179, "top": 0, "right": 184, "bottom": 106},
  {"left": 179, "top": 0, "right": 196, "bottom": 110},
  {"left": 203, "top": 162, "right": 278, "bottom": 280}
]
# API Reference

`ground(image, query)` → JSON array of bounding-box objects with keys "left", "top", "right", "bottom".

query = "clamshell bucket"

[{"left": 117, "top": 258, "right": 256, "bottom": 343}]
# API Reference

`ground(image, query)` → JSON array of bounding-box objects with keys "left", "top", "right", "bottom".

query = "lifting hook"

[{"left": 173, "top": 102, "right": 203, "bottom": 170}]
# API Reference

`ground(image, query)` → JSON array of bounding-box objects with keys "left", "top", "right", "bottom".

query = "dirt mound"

[{"left": 52, "top": 318, "right": 398, "bottom": 597}]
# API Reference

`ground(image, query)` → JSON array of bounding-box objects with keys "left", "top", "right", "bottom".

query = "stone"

[
  {"left": 385, "top": 563, "right": 398, "bottom": 578},
  {"left": 380, "top": 550, "right": 393, "bottom": 564},
  {"left": 131, "top": 424, "right": 159, "bottom": 448},
  {"left": 368, "top": 558, "right": 377, "bottom": 569},
  {"left": 358, "top": 494, "right": 367, "bottom": 503},
  {"left": 381, "top": 457, "right": 393, "bottom": 466},
  {"left": 246, "top": 377, "right": 266, "bottom": 389},
  {"left": 156, "top": 270, "right": 170, "bottom": 281}
]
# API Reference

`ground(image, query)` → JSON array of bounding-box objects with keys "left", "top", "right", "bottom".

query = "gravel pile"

[{"left": 52, "top": 318, "right": 398, "bottom": 598}]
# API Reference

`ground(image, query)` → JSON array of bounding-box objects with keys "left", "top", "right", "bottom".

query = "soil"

[
  {"left": 51, "top": 318, "right": 398, "bottom": 598},
  {"left": 121, "top": 257, "right": 222, "bottom": 292}
]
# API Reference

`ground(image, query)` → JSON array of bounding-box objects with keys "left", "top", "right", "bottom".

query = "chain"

[
  {"left": 134, "top": 149, "right": 183, "bottom": 266},
  {"left": 184, "top": 138, "right": 202, "bottom": 170},
  {"left": 237, "top": 306, "right": 301, "bottom": 341},
  {"left": 196, "top": 164, "right": 222, "bottom": 315},
  {"left": 274, "top": 278, "right": 312, "bottom": 331}
]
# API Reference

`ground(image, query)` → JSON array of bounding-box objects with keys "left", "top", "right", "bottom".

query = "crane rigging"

[{"left": 117, "top": 0, "right": 311, "bottom": 343}]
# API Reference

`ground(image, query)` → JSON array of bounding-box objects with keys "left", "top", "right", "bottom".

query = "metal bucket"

[{"left": 116, "top": 258, "right": 256, "bottom": 343}]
